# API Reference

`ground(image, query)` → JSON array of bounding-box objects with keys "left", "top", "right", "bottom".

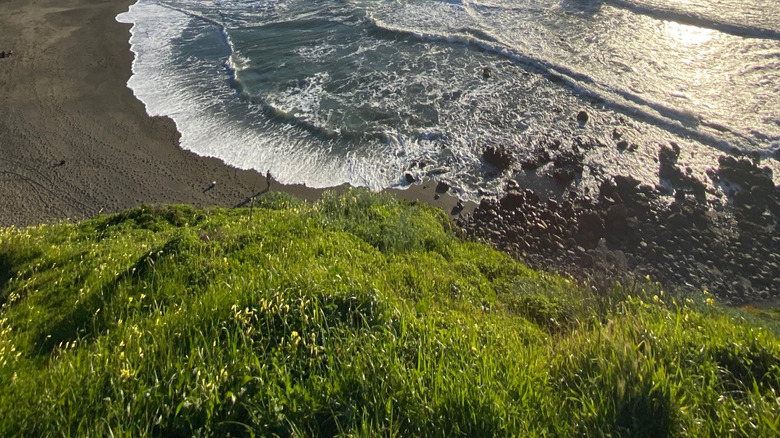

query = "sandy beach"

[{"left": 0, "top": 0, "right": 470, "bottom": 228}]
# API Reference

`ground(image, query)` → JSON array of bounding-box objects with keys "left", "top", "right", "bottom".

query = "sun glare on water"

[{"left": 665, "top": 21, "right": 716, "bottom": 46}]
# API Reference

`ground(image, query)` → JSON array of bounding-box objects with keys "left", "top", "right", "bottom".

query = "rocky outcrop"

[
  {"left": 458, "top": 152, "right": 780, "bottom": 304},
  {"left": 483, "top": 146, "right": 514, "bottom": 171}
]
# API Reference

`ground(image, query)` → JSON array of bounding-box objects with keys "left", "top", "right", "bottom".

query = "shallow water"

[{"left": 117, "top": 0, "right": 780, "bottom": 200}]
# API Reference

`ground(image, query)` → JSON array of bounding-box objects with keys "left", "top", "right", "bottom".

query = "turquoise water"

[{"left": 118, "top": 0, "right": 780, "bottom": 198}]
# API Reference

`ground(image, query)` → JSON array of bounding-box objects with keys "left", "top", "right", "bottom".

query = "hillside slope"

[{"left": 1, "top": 190, "right": 779, "bottom": 436}]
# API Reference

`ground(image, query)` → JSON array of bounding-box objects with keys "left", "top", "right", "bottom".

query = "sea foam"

[
  {"left": 118, "top": 1, "right": 404, "bottom": 191},
  {"left": 118, "top": 0, "right": 780, "bottom": 198}
]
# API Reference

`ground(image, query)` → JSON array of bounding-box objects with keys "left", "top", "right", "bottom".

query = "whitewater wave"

[
  {"left": 362, "top": 0, "right": 777, "bottom": 153},
  {"left": 605, "top": 0, "right": 780, "bottom": 39},
  {"left": 117, "top": 1, "right": 406, "bottom": 191},
  {"left": 117, "top": 0, "right": 780, "bottom": 199}
]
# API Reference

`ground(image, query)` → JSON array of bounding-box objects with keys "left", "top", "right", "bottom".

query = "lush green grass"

[{"left": 1, "top": 189, "right": 779, "bottom": 437}]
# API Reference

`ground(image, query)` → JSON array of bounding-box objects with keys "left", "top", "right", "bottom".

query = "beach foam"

[
  {"left": 118, "top": 0, "right": 780, "bottom": 199},
  {"left": 118, "top": 1, "right": 404, "bottom": 191}
]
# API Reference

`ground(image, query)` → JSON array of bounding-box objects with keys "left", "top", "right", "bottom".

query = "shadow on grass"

[
  {"left": 711, "top": 341, "right": 780, "bottom": 392},
  {"left": 612, "top": 381, "right": 674, "bottom": 438},
  {"left": 0, "top": 244, "right": 44, "bottom": 306},
  {"left": 33, "top": 232, "right": 203, "bottom": 355},
  {"left": 0, "top": 253, "right": 11, "bottom": 299}
]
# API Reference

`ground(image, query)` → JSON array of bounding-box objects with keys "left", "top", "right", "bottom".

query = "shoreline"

[
  {"left": 2, "top": 0, "right": 778, "bottom": 304},
  {"left": 0, "top": 0, "right": 471, "bottom": 229}
]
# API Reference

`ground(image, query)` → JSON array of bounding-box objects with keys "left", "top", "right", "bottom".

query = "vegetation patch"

[{"left": 0, "top": 189, "right": 779, "bottom": 436}]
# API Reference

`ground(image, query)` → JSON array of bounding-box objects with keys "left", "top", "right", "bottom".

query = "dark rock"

[
  {"left": 427, "top": 166, "right": 450, "bottom": 176},
  {"left": 605, "top": 204, "right": 629, "bottom": 233},
  {"left": 435, "top": 181, "right": 450, "bottom": 194},
  {"left": 538, "top": 150, "right": 552, "bottom": 164},
  {"left": 521, "top": 158, "right": 539, "bottom": 170},
  {"left": 581, "top": 253, "right": 594, "bottom": 267},
  {"left": 451, "top": 201, "right": 464, "bottom": 215},
  {"left": 482, "top": 67, "right": 492, "bottom": 79},
  {"left": 659, "top": 146, "right": 680, "bottom": 181},
  {"left": 717, "top": 156, "right": 774, "bottom": 192},
  {"left": 768, "top": 199, "right": 780, "bottom": 217},
  {"left": 404, "top": 173, "right": 416, "bottom": 184},
  {"left": 657, "top": 147, "right": 707, "bottom": 202},
  {"left": 599, "top": 179, "right": 618, "bottom": 200},
  {"left": 667, "top": 211, "right": 692, "bottom": 228},
  {"left": 574, "top": 137, "right": 592, "bottom": 150},
  {"left": 577, "top": 110, "right": 589, "bottom": 124},
  {"left": 617, "top": 140, "right": 628, "bottom": 150},
  {"left": 749, "top": 185, "right": 769, "bottom": 208},
  {"left": 524, "top": 190, "right": 540, "bottom": 205},
  {"left": 733, "top": 189, "right": 753, "bottom": 207},
  {"left": 483, "top": 146, "right": 514, "bottom": 171},
  {"left": 660, "top": 144, "right": 679, "bottom": 160},
  {"left": 500, "top": 192, "right": 525, "bottom": 211},
  {"left": 614, "top": 175, "right": 641, "bottom": 197},
  {"left": 553, "top": 168, "right": 576, "bottom": 185},
  {"left": 638, "top": 184, "right": 655, "bottom": 195},
  {"left": 579, "top": 211, "right": 605, "bottom": 235},
  {"left": 554, "top": 150, "right": 584, "bottom": 168},
  {"left": 478, "top": 198, "right": 497, "bottom": 211}
]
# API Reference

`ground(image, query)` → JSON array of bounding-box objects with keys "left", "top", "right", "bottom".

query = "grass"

[{"left": 0, "top": 188, "right": 779, "bottom": 436}]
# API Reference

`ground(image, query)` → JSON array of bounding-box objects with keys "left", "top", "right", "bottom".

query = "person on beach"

[{"left": 0, "top": 50, "right": 13, "bottom": 58}]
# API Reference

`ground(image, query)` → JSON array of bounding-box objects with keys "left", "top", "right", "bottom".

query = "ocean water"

[{"left": 117, "top": 0, "right": 780, "bottom": 199}]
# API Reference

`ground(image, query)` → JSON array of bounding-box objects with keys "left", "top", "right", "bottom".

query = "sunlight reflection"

[{"left": 665, "top": 21, "right": 715, "bottom": 46}]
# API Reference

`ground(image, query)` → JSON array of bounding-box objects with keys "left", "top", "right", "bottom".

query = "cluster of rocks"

[
  {"left": 495, "top": 137, "right": 589, "bottom": 186},
  {"left": 459, "top": 145, "right": 780, "bottom": 304}
]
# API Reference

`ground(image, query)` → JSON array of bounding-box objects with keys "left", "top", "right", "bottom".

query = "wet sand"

[{"left": 0, "top": 0, "right": 471, "bottom": 228}]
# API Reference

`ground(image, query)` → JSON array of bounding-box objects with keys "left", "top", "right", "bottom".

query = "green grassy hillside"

[{"left": 1, "top": 189, "right": 779, "bottom": 437}]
